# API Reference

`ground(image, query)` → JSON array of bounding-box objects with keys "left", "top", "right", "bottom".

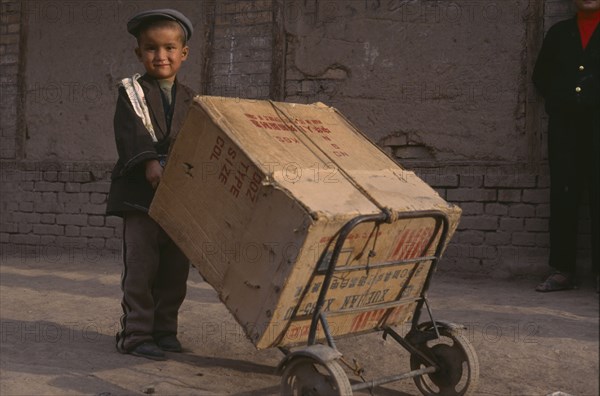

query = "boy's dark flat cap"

[{"left": 127, "top": 9, "right": 193, "bottom": 41}]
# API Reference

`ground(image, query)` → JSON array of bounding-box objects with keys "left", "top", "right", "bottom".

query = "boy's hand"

[{"left": 145, "top": 159, "right": 163, "bottom": 189}]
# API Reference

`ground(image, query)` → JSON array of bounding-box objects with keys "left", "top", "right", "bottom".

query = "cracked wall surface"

[
  {"left": 283, "top": 0, "right": 532, "bottom": 162},
  {"left": 21, "top": 1, "right": 205, "bottom": 161},
  {"left": 2, "top": 0, "right": 592, "bottom": 276}
]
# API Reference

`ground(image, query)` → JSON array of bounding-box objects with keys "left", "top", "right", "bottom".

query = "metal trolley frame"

[{"left": 276, "top": 210, "right": 479, "bottom": 396}]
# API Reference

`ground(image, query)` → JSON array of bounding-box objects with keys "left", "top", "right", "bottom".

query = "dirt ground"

[{"left": 0, "top": 252, "right": 598, "bottom": 396}]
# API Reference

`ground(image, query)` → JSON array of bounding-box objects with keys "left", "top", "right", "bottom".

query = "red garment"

[{"left": 577, "top": 9, "right": 600, "bottom": 49}]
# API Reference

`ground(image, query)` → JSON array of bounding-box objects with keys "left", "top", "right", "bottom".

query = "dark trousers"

[
  {"left": 117, "top": 211, "right": 189, "bottom": 352},
  {"left": 547, "top": 107, "right": 599, "bottom": 276}
]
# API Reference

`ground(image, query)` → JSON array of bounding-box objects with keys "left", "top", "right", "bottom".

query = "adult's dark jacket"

[
  {"left": 532, "top": 16, "right": 600, "bottom": 113},
  {"left": 106, "top": 74, "right": 195, "bottom": 216}
]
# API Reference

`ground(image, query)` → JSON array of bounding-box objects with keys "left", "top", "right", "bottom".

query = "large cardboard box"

[{"left": 149, "top": 96, "right": 461, "bottom": 349}]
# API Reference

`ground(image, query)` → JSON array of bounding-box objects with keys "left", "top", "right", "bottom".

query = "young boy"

[{"left": 106, "top": 9, "right": 196, "bottom": 360}]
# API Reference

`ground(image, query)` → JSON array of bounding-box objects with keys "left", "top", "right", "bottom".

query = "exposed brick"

[
  {"left": 456, "top": 202, "right": 483, "bottom": 215},
  {"left": 20, "top": 181, "right": 34, "bottom": 191},
  {"left": 512, "top": 232, "right": 537, "bottom": 247},
  {"left": 81, "top": 182, "right": 110, "bottom": 193},
  {"left": 497, "top": 189, "right": 522, "bottom": 202},
  {"left": 18, "top": 201, "right": 33, "bottom": 212},
  {"left": 64, "top": 182, "right": 81, "bottom": 192},
  {"left": 33, "top": 224, "right": 64, "bottom": 236},
  {"left": 485, "top": 231, "right": 511, "bottom": 246},
  {"left": 446, "top": 188, "right": 497, "bottom": 202},
  {"left": 105, "top": 216, "right": 122, "bottom": 228},
  {"left": 71, "top": 172, "right": 92, "bottom": 183},
  {"left": 87, "top": 238, "right": 105, "bottom": 249},
  {"left": 484, "top": 173, "right": 536, "bottom": 188},
  {"left": 7, "top": 23, "right": 19, "bottom": 34},
  {"left": 12, "top": 191, "right": 35, "bottom": 202},
  {"left": 457, "top": 230, "right": 485, "bottom": 244},
  {"left": 441, "top": 256, "right": 482, "bottom": 270},
  {"left": 18, "top": 223, "right": 32, "bottom": 233},
  {"left": 497, "top": 246, "right": 547, "bottom": 267},
  {"left": 536, "top": 204, "right": 551, "bottom": 218},
  {"left": 535, "top": 232, "right": 550, "bottom": 247},
  {"left": 34, "top": 201, "right": 64, "bottom": 213},
  {"left": 0, "top": 33, "right": 18, "bottom": 45},
  {"left": 433, "top": 188, "right": 446, "bottom": 199},
  {"left": 90, "top": 192, "right": 106, "bottom": 204},
  {"left": 509, "top": 204, "right": 536, "bottom": 218},
  {"left": 0, "top": 222, "right": 17, "bottom": 233},
  {"left": 484, "top": 203, "right": 508, "bottom": 216},
  {"left": 11, "top": 212, "right": 41, "bottom": 224},
  {"left": 80, "top": 226, "right": 114, "bottom": 238},
  {"left": 88, "top": 216, "right": 104, "bottom": 227},
  {"left": 445, "top": 243, "right": 497, "bottom": 260},
  {"left": 218, "top": 0, "right": 272, "bottom": 14},
  {"left": 499, "top": 217, "right": 523, "bottom": 231},
  {"left": 417, "top": 172, "right": 459, "bottom": 188},
  {"left": 34, "top": 181, "right": 63, "bottom": 192},
  {"left": 56, "top": 236, "right": 88, "bottom": 246},
  {"left": 106, "top": 238, "right": 122, "bottom": 251},
  {"left": 41, "top": 192, "right": 57, "bottom": 202},
  {"left": 40, "top": 214, "right": 56, "bottom": 224},
  {"left": 525, "top": 218, "right": 548, "bottom": 232},
  {"left": 537, "top": 174, "right": 550, "bottom": 188},
  {"left": 522, "top": 188, "right": 549, "bottom": 204},
  {"left": 42, "top": 171, "right": 58, "bottom": 182},
  {"left": 40, "top": 235, "right": 56, "bottom": 245},
  {"left": 10, "top": 234, "right": 40, "bottom": 245},
  {"left": 58, "top": 192, "right": 90, "bottom": 203},
  {"left": 82, "top": 203, "right": 106, "bottom": 215},
  {"left": 64, "top": 203, "right": 83, "bottom": 214},
  {"left": 56, "top": 214, "right": 88, "bottom": 226},
  {"left": 457, "top": 215, "right": 498, "bottom": 231},
  {"left": 1, "top": 200, "right": 18, "bottom": 213},
  {"left": 459, "top": 175, "right": 483, "bottom": 187},
  {"left": 65, "top": 225, "right": 80, "bottom": 237}
]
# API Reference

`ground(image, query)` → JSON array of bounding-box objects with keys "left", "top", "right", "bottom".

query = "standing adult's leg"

[
  {"left": 589, "top": 111, "right": 600, "bottom": 277},
  {"left": 537, "top": 111, "right": 581, "bottom": 292},
  {"left": 547, "top": 112, "right": 581, "bottom": 274}
]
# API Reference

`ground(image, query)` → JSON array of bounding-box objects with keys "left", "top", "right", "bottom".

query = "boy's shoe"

[
  {"left": 130, "top": 342, "right": 166, "bottom": 360},
  {"left": 156, "top": 335, "right": 182, "bottom": 352},
  {"left": 535, "top": 271, "right": 574, "bottom": 292}
]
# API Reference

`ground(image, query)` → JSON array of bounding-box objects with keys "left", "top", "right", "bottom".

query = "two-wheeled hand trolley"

[{"left": 276, "top": 210, "right": 479, "bottom": 396}]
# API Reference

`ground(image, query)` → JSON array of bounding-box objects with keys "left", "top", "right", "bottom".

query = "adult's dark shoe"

[
  {"left": 130, "top": 342, "right": 166, "bottom": 360},
  {"left": 156, "top": 335, "right": 182, "bottom": 352}
]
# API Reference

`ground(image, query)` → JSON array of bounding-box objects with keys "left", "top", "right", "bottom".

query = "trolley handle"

[{"left": 307, "top": 210, "right": 450, "bottom": 346}]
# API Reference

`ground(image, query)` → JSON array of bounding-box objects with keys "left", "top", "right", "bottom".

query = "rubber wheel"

[
  {"left": 281, "top": 356, "right": 353, "bottom": 396},
  {"left": 409, "top": 326, "right": 479, "bottom": 396}
]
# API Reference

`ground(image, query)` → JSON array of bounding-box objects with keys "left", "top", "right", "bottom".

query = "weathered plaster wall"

[
  {"left": 1, "top": 0, "right": 591, "bottom": 276},
  {"left": 284, "top": 0, "right": 531, "bottom": 162},
  {"left": 22, "top": 0, "right": 205, "bottom": 161}
]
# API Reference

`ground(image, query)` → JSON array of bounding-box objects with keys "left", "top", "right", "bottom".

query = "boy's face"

[{"left": 135, "top": 24, "right": 189, "bottom": 82}]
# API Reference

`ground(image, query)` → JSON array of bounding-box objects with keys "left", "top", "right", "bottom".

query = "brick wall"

[
  {"left": 1, "top": 161, "right": 118, "bottom": 258},
  {"left": 0, "top": 0, "right": 20, "bottom": 159},
  {"left": 1, "top": 0, "right": 279, "bottom": 259},
  {"left": 408, "top": 163, "right": 554, "bottom": 276},
  {"left": 203, "top": 0, "right": 275, "bottom": 99},
  {"left": 1, "top": 1, "right": 591, "bottom": 276}
]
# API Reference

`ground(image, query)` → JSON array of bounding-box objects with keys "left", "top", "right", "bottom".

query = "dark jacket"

[
  {"left": 106, "top": 74, "right": 195, "bottom": 216},
  {"left": 532, "top": 16, "right": 600, "bottom": 114}
]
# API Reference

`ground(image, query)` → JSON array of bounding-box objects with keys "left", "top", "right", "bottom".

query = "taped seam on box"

[{"left": 267, "top": 100, "right": 396, "bottom": 222}]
